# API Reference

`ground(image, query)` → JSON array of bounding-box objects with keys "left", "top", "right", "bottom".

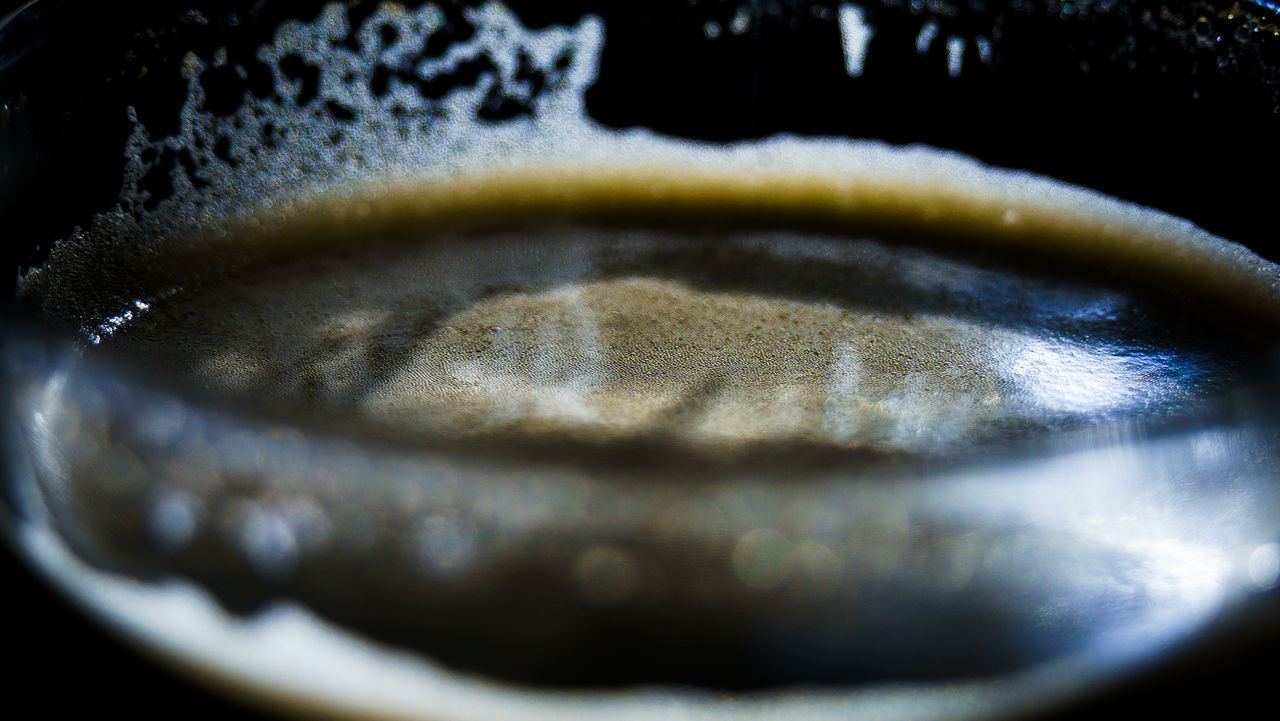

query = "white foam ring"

[{"left": 12, "top": 2, "right": 1280, "bottom": 719}]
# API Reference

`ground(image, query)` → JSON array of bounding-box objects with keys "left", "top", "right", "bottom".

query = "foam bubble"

[{"left": 18, "top": 1, "right": 1280, "bottom": 343}]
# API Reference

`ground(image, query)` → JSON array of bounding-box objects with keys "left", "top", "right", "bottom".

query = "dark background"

[
  {"left": 3, "top": 0, "right": 1279, "bottom": 718},
  {"left": 1, "top": 2, "right": 299, "bottom": 717}
]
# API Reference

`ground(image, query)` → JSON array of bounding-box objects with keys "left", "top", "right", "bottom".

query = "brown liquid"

[
  {"left": 87, "top": 175, "right": 1279, "bottom": 458},
  {"left": 17, "top": 170, "right": 1280, "bottom": 699}
]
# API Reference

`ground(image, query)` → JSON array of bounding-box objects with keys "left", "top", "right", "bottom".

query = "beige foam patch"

[{"left": 111, "top": 226, "right": 1246, "bottom": 455}]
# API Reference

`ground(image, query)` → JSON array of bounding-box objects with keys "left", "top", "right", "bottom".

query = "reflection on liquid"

[
  {"left": 105, "top": 226, "right": 1258, "bottom": 458},
  {"left": 19, "top": 221, "right": 1263, "bottom": 693},
  {"left": 6, "top": 209, "right": 1280, "bottom": 696},
  {"left": 1249, "top": 543, "right": 1280, "bottom": 591},
  {"left": 837, "top": 4, "right": 872, "bottom": 77},
  {"left": 7, "top": 337, "right": 1280, "bottom": 718},
  {"left": 1003, "top": 336, "right": 1195, "bottom": 416}
]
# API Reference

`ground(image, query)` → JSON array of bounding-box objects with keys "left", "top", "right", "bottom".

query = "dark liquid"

[
  {"left": 18, "top": 175, "right": 1280, "bottom": 691},
  {"left": 105, "top": 218, "right": 1268, "bottom": 460}
]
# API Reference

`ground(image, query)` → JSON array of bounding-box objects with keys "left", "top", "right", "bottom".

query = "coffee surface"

[
  {"left": 105, "top": 217, "right": 1266, "bottom": 457},
  {"left": 18, "top": 159, "right": 1280, "bottom": 698}
]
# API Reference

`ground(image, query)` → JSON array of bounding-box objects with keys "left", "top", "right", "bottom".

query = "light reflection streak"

[
  {"left": 837, "top": 4, "right": 872, "bottom": 77},
  {"left": 919, "top": 421, "right": 1274, "bottom": 669},
  {"left": 946, "top": 36, "right": 965, "bottom": 78},
  {"left": 1003, "top": 335, "right": 1196, "bottom": 416}
]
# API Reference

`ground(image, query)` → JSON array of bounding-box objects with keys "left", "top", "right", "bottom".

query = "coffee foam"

[{"left": 16, "top": 1, "right": 1280, "bottom": 341}]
